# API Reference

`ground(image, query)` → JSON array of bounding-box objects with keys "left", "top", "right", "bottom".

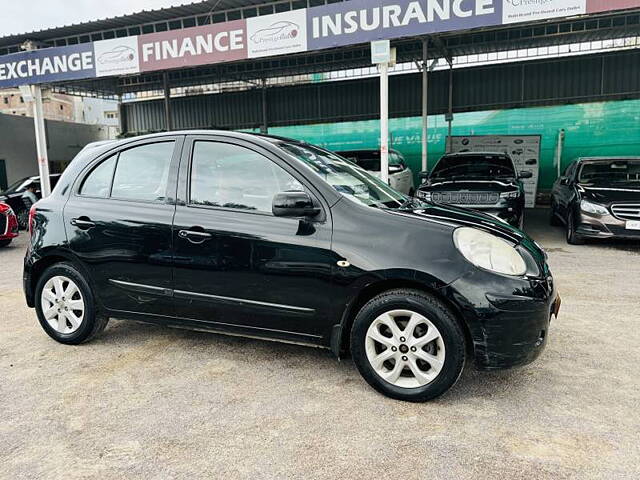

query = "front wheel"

[
  {"left": 350, "top": 289, "right": 466, "bottom": 402},
  {"left": 566, "top": 213, "right": 585, "bottom": 245},
  {"left": 35, "top": 262, "right": 109, "bottom": 344}
]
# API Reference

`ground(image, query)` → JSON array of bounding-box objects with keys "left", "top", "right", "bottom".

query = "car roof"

[
  {"left": 577, "top": 156, "right": 640, "bottom": 163},
  {"left": 442, "top": 151, "right": 511, "bottom": 157}
]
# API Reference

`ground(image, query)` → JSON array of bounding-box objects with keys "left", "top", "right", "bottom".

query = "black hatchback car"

[
  {"left": 24, "top": 131, "right": 560, "bottom": 402},
  {"left": 550, "top": 157, "right": 640, "bottom": 244},
  {"left": 415, "top": 152, "right": 532, "bottom": 228}
]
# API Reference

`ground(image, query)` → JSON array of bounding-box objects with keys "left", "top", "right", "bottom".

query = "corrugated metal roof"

[{"left": 0, "top": 0, "right": 291, "bottom": 48}]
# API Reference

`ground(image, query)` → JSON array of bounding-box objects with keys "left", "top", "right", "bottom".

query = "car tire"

[
  {"left": 350, "top": 289, "right": 466, "bottom": 402},
  {"left": 549, "top": 204, "right": 562, "bottom": 226},
  {"left": 408, "top": 188, "right": 416, "bottom": 197},
  {"left": 17, "top": 208, "right": 29, "bottom": 231},
  {"left": 566, "top": 213, "right": 585, "bottom": 245},
  {"left": 35, "top": 262, "right": 109, "bottom": 345},
  {"left": 0, "top": 239, "right": 11, "bottom": 248}
]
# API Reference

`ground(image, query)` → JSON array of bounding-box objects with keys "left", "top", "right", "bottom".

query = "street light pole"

[{"left": 379, "top": 61, "right": 390, "bottom": 185}]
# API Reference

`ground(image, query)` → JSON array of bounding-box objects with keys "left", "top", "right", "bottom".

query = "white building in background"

[{"left": 0, "top": 88, "right": 120, "bottom": 139}]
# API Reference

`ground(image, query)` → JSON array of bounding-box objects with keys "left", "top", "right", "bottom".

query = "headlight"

[
  {"left": 453, "top": 227, "right": 527, "bottom": 276},
  {"left": 500, "top": 190, "right": 520, "bottom": 199},
  {"left": 581, "top": 200, "right": 608, "bottom": 216},
  {"left": 415, "top": 190, "right": 432, "bottom": 201}
]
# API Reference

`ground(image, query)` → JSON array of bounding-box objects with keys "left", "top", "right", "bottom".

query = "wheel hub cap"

[
  {"left": 41, "top": 276, "right": 85, "bottom": 334},
  {"left": 365, "top": 309, "right": 446, "bottom": 389}
]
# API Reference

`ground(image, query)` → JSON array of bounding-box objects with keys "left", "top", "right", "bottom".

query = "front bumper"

[
  {"left": 441, "top": 268, "right": 559, "bottom": 370},
  {"left": 576, "top": 210, "right": 640, "bottom": 239}
]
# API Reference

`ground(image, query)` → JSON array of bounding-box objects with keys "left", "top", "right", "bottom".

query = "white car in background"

[{"left": 335, "top": 149, "right": 415, "bottom": 196}]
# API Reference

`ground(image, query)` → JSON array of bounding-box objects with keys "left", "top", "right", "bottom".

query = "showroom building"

[{"left": 0, "top": 0, "right": 639, "bottom": 198}]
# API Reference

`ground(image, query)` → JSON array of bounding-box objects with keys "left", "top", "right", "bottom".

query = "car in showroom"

[
  {"left": 23, "top": 131, "right": 559, "bottom": 402},
  {"left": 0, "top": 174, "right": 61, "bottom": 229},
  {"left": 335, "top": 148, "right": 415, "bottom": 195},
  {"left": 415, "top": 152, "right": 532, "bottom": 228},
  {"left": 0, "top": 202, "right": 19, "bottom": 247},
  {"left": 550, "top": 157, "right": 640, "bottom": 244}
]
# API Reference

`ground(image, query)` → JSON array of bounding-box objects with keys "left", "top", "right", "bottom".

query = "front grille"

[
  {"left": 0, "top": 214, "right": 6, "bottom": 235},
  {"left": 611, "top": 204, "right": 640, "bottom": 221},
  {"left": 431, "top": 191, "right": 500, "bottom": 206}
]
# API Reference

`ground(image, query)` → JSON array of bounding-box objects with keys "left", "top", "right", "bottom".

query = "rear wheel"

[
  {"left": 350, "top": 289, "right": 465, "bottom": 402},
  {"left": 17, "top": 208, "right": 29, "bottom": 230},
  {"left": 0, "top": 239, "right": 11, "bottom": 248},
  {"left": 35, "top": 263, "right": 108, "bottom": 344}
]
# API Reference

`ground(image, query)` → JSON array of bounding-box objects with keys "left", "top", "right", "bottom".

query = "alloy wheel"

[
  {"left": 41, "top": 276, "right": 85, "bottom": 334},
  {"left": 365, "top": 309, "right": 445, "bottom": 389}
]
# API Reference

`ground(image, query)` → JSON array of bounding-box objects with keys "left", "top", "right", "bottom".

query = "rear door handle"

[
  {"left": 71, "top": 217, "right": 96, "bottom": 230},
  {"left": 178, "top": 229, "right": 212, "bottom": 243}
]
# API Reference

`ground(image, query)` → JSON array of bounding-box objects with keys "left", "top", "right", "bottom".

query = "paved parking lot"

[{"left": 1, "top": 209, "right": 639, "bottom": 479}]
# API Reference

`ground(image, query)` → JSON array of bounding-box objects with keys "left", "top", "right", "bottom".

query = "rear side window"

[
  {"left": 111, "top": 142, "right": 175, "bottom": 202},
  {"left": 190, "top": 141, "right": 302, "bottom": 213},
  {"left": 80, "top": 156, "right": 116, "bottom": 198},
  {"left": 79, "top": 142, "right": 175, "bottom": 202}
]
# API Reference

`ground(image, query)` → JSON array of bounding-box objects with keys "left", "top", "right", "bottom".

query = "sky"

[{"left": 0, "top": 0, "right": 204, "bottom": 36}]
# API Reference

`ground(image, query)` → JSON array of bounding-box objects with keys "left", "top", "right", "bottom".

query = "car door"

[
  {"left": 555, "top": 162, "right": 577, "bottom": 219},
  {"left": 171, "top": 135, "right": 338, "bottom": 343},
  {"left": 64, "top": 137, "right": 183, "bottom": 317}
]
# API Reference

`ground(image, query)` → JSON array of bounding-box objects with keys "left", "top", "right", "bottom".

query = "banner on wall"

[
  {"left": 449, "top": 135, "right": 541, "bottom": 208},
  {"left": 0, "top": 0, "right": 639, "bottom": 88}
]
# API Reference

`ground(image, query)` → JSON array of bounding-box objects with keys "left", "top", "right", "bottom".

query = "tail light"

[{"left": 28, "top": 205, "right": 37, "bottom": 237}]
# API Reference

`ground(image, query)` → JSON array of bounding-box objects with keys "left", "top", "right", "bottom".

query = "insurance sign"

[{"left": 0, "top": 0, "right": 638, "bottom": 88}]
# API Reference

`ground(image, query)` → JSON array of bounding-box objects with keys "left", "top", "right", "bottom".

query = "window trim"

[
  {"left": 184, "top": 138, "right": 322, "bottom": 219},
  {"left": 75, "top": 139, "right": 179, "bottom": 205}
]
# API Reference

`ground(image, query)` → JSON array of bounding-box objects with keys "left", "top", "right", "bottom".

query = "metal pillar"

[
  {"left": 421, "top": 38, "right": 429, "bottom": 173},
  {"left": 379, "top": 62, "right": 390, "bottom": 184},
  {"left": 447, "top": 64, "right": 454, "bottom": 153},
  {"left": 32, "top": 85, "right": 52, "bottom": 197},
  {"left": 163, "top": 72, "right": 172, "bottom": 131},
  {"left": 117, "top": 94, "right": 126, "bottom": 136},
  {"left": 261, "top": 79, "right": 268, "bottom": 134}
]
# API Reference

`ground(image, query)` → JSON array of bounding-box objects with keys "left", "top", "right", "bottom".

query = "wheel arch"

[{"left": 331, "top": 278, "right": 473, "bottom": 359}]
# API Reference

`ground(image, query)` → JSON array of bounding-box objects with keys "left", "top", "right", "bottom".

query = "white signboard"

[
  {"left": 503, "top": 0, "right": 586, "bottom": 24},
  {"left": 449, "top": 135, "right": 541, "bottom": 208},
  {"left": 94, "top": 37, "right": 140, "bottom": 77},
  {"left": 247, "top": 10, "right": 308, "bottom": 59},
  {"left": 371, "top": 40, "right": 391, "bottom": 64}
]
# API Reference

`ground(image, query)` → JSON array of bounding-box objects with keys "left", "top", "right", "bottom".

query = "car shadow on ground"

[{"left": 91, "top": 318, "right": 536, "bottom": 402}]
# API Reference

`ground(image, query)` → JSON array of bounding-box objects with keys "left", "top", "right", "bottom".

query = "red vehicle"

[{"left": 0, "top": 202, "right": 19, "bottom": 247}]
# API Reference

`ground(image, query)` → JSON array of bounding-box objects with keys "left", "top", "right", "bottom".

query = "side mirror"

[
  {"left": 560, "top": 177, "right": 570, "bottom": 186},
  {"left": 518, "top": 171, "right": 533, "bottom": 179},
  {"left": 272, "top": 191, "right": 320, "bottom": 218}
]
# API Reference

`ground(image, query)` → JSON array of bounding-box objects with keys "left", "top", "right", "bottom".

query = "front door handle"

[
  {"left": 71, "top": 217, "right": 96, "bottom": 230},
  {"left": 179, "top": 229, "right": 213, "bottom": 244}
]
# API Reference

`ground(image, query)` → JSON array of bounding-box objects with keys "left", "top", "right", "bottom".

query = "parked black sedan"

[
  {"left": 550, "top": 157, "right": 640, "bottom": 244},
  {"left": 0, "top": 174, "right": 61, "bottom": 229},
  {"left": 23, "top": 131, "right": 559, "bottom": 402},
  {"left": 415, "top": 152, "right": 532, "bottom": 228}
]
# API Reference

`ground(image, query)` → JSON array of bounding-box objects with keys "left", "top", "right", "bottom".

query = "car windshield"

[
  {"left": 279, "top": 142, "right": 408, "bottom": 209},
  {"left": 337, "top": 150, "right": 403, "bottom": 172},
  {"left": 578, "top": 160, "right": 640, "bottom": 185},
  {"left": 431, "top": 155, "right": 515, "bottom": 179},
  {"left": 2, "top": 177, "right": 30, "bottom": 195}
]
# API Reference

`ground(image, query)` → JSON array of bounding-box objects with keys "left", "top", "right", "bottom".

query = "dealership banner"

[{"left": 0, "top": 0, "right": 639, "bottom": 88}]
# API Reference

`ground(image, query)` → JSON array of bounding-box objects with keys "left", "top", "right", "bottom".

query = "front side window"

[
  {"left": 280, "top": 142, "right": 406, "bottom": 209},
  {"left": 190, "top": 141, "right": 302, "bottom": 213}
]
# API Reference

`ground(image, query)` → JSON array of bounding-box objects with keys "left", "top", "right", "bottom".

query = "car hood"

[
  {"left": 383, "top": 203, "right": 547, "bottom": 268},
  {"left": 419, "top": 179, "right": 519, "bottom": 193},
  {"left": 580, "top": 184, "right": 640, "bottom": 204}
]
